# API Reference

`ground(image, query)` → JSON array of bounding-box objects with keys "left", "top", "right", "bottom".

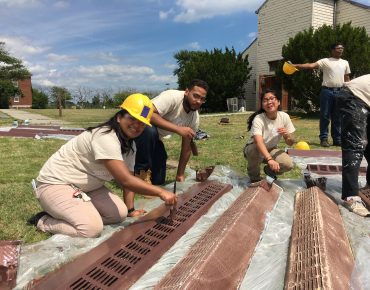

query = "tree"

[
  {"left": 277, "top": 22, "right": 370, "bottom": 112},
  {"left": 0, "top": 42, "right": 31, "bottom": 108},
  {"left": 112, "top": 88, "right": 136, "bottom": 108},
  {"left": 50, "top": 86, "right": 72, "bottom": 116},
  {"left": 32, "top": 88, "right": 48, "bottom": 109},
  {"left": 174, "top": 47, "right": 252, "bottom": 112},
  {"left": 74, "top": 86, "right": 95, "bottom": 108}
]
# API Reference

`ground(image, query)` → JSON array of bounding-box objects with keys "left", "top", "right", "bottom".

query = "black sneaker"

[
  {"left": 27, "top": 211, "right": 48, "bottom": 226},
  {"left": 264, "top": 165, "right": 277, "bottom": 180},
  {"left": 320, "top": 139, "right": 330, "bottom": 147}
]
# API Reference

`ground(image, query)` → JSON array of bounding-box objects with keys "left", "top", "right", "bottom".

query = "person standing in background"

[{"left": 293, "top": 42, "right": 351, "bottom": 147}]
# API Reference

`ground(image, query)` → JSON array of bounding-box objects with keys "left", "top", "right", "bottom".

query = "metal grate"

[
  {"left": 155, "top": 183, "right": 281, "bottom": 290},
  {"left": 307, "top": 164, "right": 366, "bottom": 175},
  {"left": 285, "top": 187, "right": 354, "bottom": 290},
  {"left": 30, "top": 181, "right": 232, "bottom": 290}
]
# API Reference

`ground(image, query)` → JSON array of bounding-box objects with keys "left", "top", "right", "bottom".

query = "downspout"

[{"left": 333, "top": 0, "right": 338, "bottom": 26}]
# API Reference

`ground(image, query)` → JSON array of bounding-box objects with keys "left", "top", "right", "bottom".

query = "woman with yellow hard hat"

[{"left": 27, "top": 94, "right": 177, "bottom": 238}]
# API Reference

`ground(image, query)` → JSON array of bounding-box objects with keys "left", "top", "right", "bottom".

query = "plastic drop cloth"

[{"left": 15, "top": 164, "right": 369, "bottom": 289}]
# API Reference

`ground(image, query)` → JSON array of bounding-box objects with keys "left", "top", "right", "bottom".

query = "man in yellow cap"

[{"left": 134, "top": 79, "right": 209, "bottom": 186}]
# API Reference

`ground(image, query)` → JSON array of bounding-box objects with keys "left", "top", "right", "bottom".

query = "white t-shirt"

[
  {"left": 249, "top": 111, "right": 296, "bottom": 150},
  {"left": 152, "top": 90, "right": 199, "bottom": 138},
  {"left": 344, "top": 74, "right": 370, "bottom": 108},
  {"left": 317, "top": 58, "right": 351, "bottom": 87},
  {"left": 37, "top": 127, "right": 136, "bottom": 192}
]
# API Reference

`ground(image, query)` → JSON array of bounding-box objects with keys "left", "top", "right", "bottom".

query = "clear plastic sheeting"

[
  {"left": 239, "top": 180, "right": 299, "bottom": 290},
  {"left": 15, "top": 165, "right": 370, "bottom": 289}
]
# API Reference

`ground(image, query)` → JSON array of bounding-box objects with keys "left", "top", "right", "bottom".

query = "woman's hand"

[
  {"left": 277, "top": 127, "right": 289, "bottom": 138},
  {"left": 158, "top": 190, "right": 177, "bottom": 206},
  {"left": 267, "top": 159, "right": 280, "bottom": 172}
]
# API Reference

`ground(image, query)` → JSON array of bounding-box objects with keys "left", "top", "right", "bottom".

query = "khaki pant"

[
  {"left": 35, "top": 183, "right": 127, "bottom": 238},
  {"left": 243, "top": 143, "right": 294, "bottom": 182}
]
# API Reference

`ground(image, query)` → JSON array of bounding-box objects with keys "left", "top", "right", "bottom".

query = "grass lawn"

[{"left": 0, "top": 109, "right": 331, "bottom": 243}]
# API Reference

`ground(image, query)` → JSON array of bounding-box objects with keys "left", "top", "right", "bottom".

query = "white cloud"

[
  {"left": 96, "top": 52, "right": 119, "bottom": 62},
  {"left": 0, "top": 36, "right": 50, "bottom": 58},
  {"left": 34, "top": 79, "right": 57, "bottom": 87},
  {"left": 76, "top": 64, "right": 154, "bottom": 76},
  {"left": 149, "top": 74, "right": 177, "bottom": 83},
  {"left": 53, "top": 1, "right": 70, "bottom": 8},
  {"left": 0, "top": 0, "right": 41, "bottom": 7},
  {"left": 248, "top": 32, "right": 256, "bottom": 38},
  {"left": 189, "top": 42, "right": 200, "bottom": 50},
  {"left": 47, "top": 53, "right": 77, "bottom": 62},
  {"left": 159, "top": 9, "right": 174, "bottom": 20},
  {"left": 164, "top": 63, "right": 177, "bottom": 69},
  {"left": 173, "top": 0, "right": 262, "bottom": 23}
]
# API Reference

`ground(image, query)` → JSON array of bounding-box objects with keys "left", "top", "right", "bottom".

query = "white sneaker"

[{"left": 343, "top": 196, "right": 370, "bottom": 217}]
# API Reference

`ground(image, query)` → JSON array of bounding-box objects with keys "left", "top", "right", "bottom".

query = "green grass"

[{"left": 0, "top": 109, "right": 330, "bottom": 243}]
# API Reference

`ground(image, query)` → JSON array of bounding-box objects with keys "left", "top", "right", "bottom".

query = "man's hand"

[
  {"left": 178, "top": 127, "right": 195, "bottom": 139},
  {"left": 267, "top": 159, "right": 280, "bottom": 172}
]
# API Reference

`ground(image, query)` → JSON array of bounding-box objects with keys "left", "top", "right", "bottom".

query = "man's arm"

[
  {"left": 293, "top": 62, "right": 319, "bottom": 70},
  {"left": 151, "top": 112, "right": 195, "bottom": 139},
  {"left": 176, "top": 136, "right": 192, "bottom": 181},
  {"left": 344, "top": 74, "right": 350, "bottom": 82}
]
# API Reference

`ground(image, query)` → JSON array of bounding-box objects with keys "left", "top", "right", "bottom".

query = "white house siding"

[
  {"left": 312, "top": 0, "right": 335, "bottom": 28},
  {"left": 256, "top": 0, "right": 313, "bottom": 104},
  {"left": 336, "top": 0, "right": 370, "bottom": 35},
  {"left": 242, "top": 39, "right": 257, "bottom": 110}
]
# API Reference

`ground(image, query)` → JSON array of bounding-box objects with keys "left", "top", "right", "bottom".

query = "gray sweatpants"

[
  {"left": 35, "top": 183, "right": 127, "bottom": 238},
  {"left": 244, "top": 143, "right": 294, "bottom": 182}
]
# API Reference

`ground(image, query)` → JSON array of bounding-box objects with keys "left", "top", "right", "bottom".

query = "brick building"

[{"left": 9, "top": 78, "right": 33, "bottom": 108}]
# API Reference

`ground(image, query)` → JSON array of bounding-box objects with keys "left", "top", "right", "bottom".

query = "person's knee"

[
  {"left": 280, "top": 159, "right": 294, "bottom": 172},
  {"left": 77, "top": 218, "right": 104, "bottom": 238},
  {"left": 109, "top": 206, "right": 127, "bottom": 223}
]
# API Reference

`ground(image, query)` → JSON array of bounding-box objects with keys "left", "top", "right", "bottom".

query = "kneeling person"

[
  {"left": 244, "top": 89, "right": 295, "bottom": 182},
  {"left": 134, "top": 79, "right": 209, "bottom": 184}
]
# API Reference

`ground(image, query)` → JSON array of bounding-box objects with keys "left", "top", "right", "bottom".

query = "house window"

[
  {"left": 14, "top": 96, "right": 20, "bottom": 103},
  {"left": 268, "top": 60, "right": 280, "bottom": 72}
]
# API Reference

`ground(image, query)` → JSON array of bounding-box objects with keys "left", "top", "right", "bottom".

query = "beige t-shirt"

[
  {"left": 344, "top": 74, "right": 370, "bottom": 107},
  {"left": 37, "top": 127, "right": 136, "bottom": 192},
  {"left": 249, "top": 111, "right": 296, "bottom": 150},
  {"left": 317, "top": 58, "right": 351, "bottom": 87},
  {"left": 152, "top": 90, "right": 199, "bottom": 138}
]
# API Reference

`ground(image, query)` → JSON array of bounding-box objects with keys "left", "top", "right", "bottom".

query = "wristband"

[
  {"left": 266, "top": 157, "right": 273, "bottom": 162},
  {"left": 127, "top": 207, "right": 135, "bottom": 214}
]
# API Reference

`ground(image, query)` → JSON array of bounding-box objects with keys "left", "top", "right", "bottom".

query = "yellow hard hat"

[
  {"left": 120, "top": 93, "right": 153, "bottom": 127},
  {"left": 294, "top": 141, "right": 310, "bottom": 150},
  {"left": 283, "top": 61, "right": 299, "bottom": 75}
]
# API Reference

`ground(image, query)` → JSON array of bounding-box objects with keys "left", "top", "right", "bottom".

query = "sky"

[{"left": 1, "top": 0, "right": 370, "bottom": 94}]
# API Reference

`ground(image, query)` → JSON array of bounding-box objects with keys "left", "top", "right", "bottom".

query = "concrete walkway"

[{"left": 0, "top": 109, "right": 69, "bottom": 125}]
